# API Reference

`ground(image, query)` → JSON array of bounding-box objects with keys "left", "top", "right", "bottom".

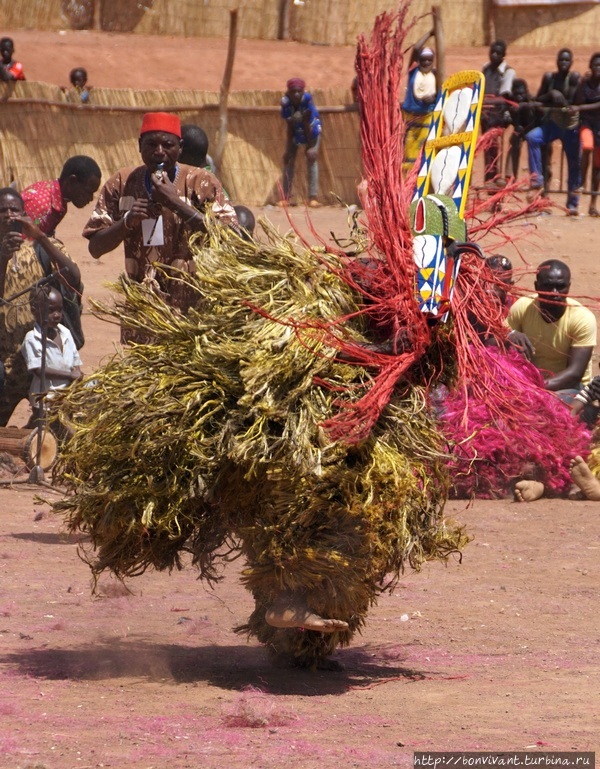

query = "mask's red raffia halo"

[{"left": 290, "top": 8, "right": 552, "bottom": 444}]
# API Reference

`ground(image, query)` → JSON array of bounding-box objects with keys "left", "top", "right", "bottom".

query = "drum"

[{"left": 0, "top": 426, "right": 58, "bottom": 470}]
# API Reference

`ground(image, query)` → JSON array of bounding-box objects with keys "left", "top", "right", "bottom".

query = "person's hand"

[
  {"left": 0, "top": 228, "right": 24, "bottom": 259},
  {"left": 149, "top": 172, "right": 181, "bottom": 210},
  {"left": 508, "top": 330, "right": 535, "bottom": 360},
  {"left": 123, "top": 198, "right": 152, "bottom": 230},
  {"left": 306, "top": 145, "right": 318, "bottom": 161},
  {"left": 17, "top": 214, "right": 44, "bottom": 242}
]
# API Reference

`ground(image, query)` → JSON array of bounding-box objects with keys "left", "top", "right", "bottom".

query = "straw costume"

[
  {"left": 49, "top": 7, "right": 474, "bottom": 669},
  {"left": 51, "top": 7, "right": 581, "bottom": 667},
  {"left": 52, "top": 203, "right": 475, "bottom": 665}
]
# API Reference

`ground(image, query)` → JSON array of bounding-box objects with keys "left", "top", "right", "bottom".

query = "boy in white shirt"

[{"left": 21, "top": 285, "right": 82, "bottom": 423}]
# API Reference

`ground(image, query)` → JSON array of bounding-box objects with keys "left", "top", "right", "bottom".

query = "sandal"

[{"left": 589, "top": 207, "right": 600, "bottom": 217}]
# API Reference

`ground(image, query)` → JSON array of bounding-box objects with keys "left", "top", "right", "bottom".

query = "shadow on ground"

[{"left": 0, "top": 640, "right": 437, "bottom": 695}]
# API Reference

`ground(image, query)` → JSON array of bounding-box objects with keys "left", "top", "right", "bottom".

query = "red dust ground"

[{"left": 0, "top": 30, "right": 599, "bottom": 769}]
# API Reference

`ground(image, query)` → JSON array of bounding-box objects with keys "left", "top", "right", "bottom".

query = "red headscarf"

[{"left": 286, "top": 78, "right": 306, "bottom": 91}]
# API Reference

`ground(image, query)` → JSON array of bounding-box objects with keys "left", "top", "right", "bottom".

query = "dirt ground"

[{"left": 0, "top": 29, "right": 599, "bottom": 769}]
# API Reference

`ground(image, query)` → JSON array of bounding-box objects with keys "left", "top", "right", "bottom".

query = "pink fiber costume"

[{"left": 439, "top": 346, "right": 591, "bottom": 499}]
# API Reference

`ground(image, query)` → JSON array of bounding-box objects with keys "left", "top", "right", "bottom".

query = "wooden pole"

[
  {"left": 487, "top": 0, "right": 496, "bottom": 46},
  {"left": 214, "top": 9, "right": 238, "bottom": 175},
  {"left": 93, "top": 0, "right": 102, "bottom": 30},
  {"left": 432, "top": 6, "right": 444, "bottom": 90},
  {"left": 278, "top": 0, "right": 291, "bottom": 40}
]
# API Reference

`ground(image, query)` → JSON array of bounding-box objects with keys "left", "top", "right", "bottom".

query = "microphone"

[
  {"left": 0, "top": 267, "right": 71, "bottom": 306},
  {"left": 32, "top": 266, "right": 70, "bottom": 288}
]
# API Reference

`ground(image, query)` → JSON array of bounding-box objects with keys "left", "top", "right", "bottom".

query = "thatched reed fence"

[
  {"left": 0, "top": 81, "right": 362, "bottom": 207},
  {"left": 1, "top": 0, "right": 599, "bottom": 47},
  {"left": 289, "top": 0, "right": 600, "bottom": 48}
]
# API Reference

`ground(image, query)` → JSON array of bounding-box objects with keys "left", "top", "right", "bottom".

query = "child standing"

[
  {"left": 21, "top": 286, "right": 82, "bottom": 424},
  {"left": 278, "top": 78, "right": 322, "bottom": 207},
  {"left": 0, "top": 37, "right": 25, "bottom": 81},
  {"left": 68, "top": 67, "right": 91, "bottom": 104},
  {"left": 481, "top": 40, "right": 516, "bottom": 183},
  {"left": 505, "top": 78, "right": 537, "bottom": 180}
]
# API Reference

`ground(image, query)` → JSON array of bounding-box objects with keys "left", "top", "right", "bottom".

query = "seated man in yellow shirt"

[{"left": 507, "top": 259, "right": 596, "bottom": 399}]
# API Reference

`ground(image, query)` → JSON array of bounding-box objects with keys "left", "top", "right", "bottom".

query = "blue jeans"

[
  {"left": 282, "top": 137, "right": 319, "bottom": 200},
  {"left": 526, "top": 122, "right": 581, "bottom": 209}
]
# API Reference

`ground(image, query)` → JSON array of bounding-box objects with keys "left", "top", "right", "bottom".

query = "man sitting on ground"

[
  {"left": 508, "top": 259, "right": 596, "bottom": 399},
  {"left": 22, "top": 156, "right": 101, "bottom": 238},
  {"left": 508, "top": 259, "right": 596, "bottom": 502}
]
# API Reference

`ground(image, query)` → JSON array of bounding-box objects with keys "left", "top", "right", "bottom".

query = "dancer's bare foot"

[
  {"left": 569, "top": 456, "right": 600, "bottom": 501},
  {"left": 265, "top": 595, "right": 349, "bottom": 633},
  {"left": 514, "top": 480, "right": 545, "bottom": 502}
]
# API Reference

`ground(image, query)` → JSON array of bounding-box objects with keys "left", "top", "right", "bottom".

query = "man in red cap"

[
  {"left": 278, "top": 78, "right": 322, "bottom": 207},
  {"left": 83, "top": 112, "right": 236, "bottom": 340}
]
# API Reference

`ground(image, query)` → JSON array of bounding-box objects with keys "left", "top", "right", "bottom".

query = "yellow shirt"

[{"left": 508, "top": 296, "right": 597, "bottom": 385}]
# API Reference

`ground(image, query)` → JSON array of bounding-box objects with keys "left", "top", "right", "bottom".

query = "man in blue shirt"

[{"left": 279, "top": 78, "right": 322, "bottom": 207}]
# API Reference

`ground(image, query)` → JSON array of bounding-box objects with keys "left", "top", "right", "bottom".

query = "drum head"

[{"left": 24, "top": 427, "right": 58, "bottom": 471}]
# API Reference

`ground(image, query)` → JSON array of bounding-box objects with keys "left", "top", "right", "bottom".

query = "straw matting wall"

[
  {"left": 288, "top": 0, "right": 600, "bottom": 48},
  {"left": 0, "top": 0, "right": 279, "bottom": 38},
  {"left": 1, "top": 0, "right": 599, "bottom": 46},
  {"left": 490, "top": 2, "right": 600, "bottom": 48},
  {"left": 289, "top": 0, "right": 481, "bottom": 48},
  {"left": 0, "top": 81, "right": 362, "bottom": 207}
]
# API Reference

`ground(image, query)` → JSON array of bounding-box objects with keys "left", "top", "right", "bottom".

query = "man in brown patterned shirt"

[
  {"left": 0, "top": 188, "right": 81, "bottom": 425},
  {"left": 83, "top": 112, "right": 236, "bottom": 337}
]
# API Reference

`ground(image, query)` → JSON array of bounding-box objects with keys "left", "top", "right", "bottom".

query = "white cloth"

[
  {"left": 413, "top": 70, "right": 437, "bottom": 101},
  {"left": 21, "top": 322, "right": 82, "bottom": 405}
]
